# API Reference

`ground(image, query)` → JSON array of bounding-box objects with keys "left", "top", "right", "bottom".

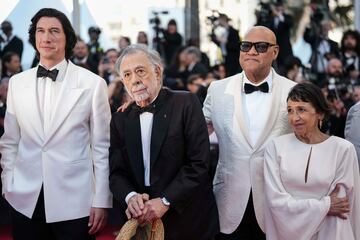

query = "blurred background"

[{"left": 1, "top": 0, "right": 360, "bottom": 238}]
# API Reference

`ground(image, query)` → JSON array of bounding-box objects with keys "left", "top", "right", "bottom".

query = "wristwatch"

[{"left": 161, "top": 197, "right": 170, "bottom": 206}]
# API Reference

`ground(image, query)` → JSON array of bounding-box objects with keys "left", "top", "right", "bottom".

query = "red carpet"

[{"left": 0, "top": 225, "right": 121, "bottom": 240}]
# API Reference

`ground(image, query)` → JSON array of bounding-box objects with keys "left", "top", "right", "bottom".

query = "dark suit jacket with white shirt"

[
  {"left": 109, "top": 88, "right": 219, "bottom": 240},
  {"left": 0, "top": 35, "right": 23, "bottom": 60}
]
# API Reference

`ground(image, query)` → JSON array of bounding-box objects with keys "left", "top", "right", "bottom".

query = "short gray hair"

[
  {"left": 115, "top": 44, "right": 163, "bottom": 77},
  {"left": 184, "top": 46, "right": 201, "bottom": 61}
]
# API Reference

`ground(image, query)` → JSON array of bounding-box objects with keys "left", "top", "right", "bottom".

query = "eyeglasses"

[{"left": 240, "top": 41, "right": 277, "bottom": 53}]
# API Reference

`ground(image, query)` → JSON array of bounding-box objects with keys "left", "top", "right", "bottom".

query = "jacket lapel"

[
  {"left": 150, "top": 89, "right": 172, "bottom": 170},
  {"left": 125, "top": 109, "right": 145, "bottom": 187},
  {"left": 43, "top": 61, "right": 85, "bottom": 144},
  {"left": 226, "top": 73, "right": 253, "bottom": 149},
  {"left": 22, "top": 67, "right": 44, "bottom": 141},
  {"left": 254, "top": 69, "right": 282, "bottom": 150}
]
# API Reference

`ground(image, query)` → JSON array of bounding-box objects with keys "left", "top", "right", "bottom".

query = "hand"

[
  {"left": 207, "top": 123, "right": 214, "bottom": 135},
  {"left": 88, "top": 207, "right": 108, "bottom": 234},
  {"left": 141, "top": 198, "right": 169, "bottom": 223},
  {"left": 125, "top": 193, "right": 149, "bottom": 219},
  {"left": 272, "top": 7, "right": 279, "bottom": 16},
  {"left": 328, "top": 184, "right": 350, "bottom": 219},
  {"left": 117, "top": 100, "right": 134, "bottom": 112}
]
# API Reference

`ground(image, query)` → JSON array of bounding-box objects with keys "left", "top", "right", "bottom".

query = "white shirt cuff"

[{"left": 125, "top": 191, "right": 137, "bottom": 205}]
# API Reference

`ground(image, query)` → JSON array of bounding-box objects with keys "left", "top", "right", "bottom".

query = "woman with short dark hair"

[{"left": 264, "top": 82, "right": 360, "bottom": 240}]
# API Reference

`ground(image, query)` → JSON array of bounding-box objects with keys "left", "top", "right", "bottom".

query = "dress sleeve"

[
  {"left": 263, "top": 140, "right": 330, "bottom": 240},
  {"left": 317, "top": 144, "right": 360, "bottom": 240}
]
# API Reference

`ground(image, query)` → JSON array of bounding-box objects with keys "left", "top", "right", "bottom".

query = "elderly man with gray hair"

[
  {"left": 184, "top": 46, "right": 208, "bottom": 78},
  {"left": 109, "top": 44, "right": 219, "bottom": 239}
]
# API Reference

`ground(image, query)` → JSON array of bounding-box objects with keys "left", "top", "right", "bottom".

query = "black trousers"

[
  {"left": 11, "top": 188, "right": 95, "bottom": 240},
  {"left": 216, "top": 192, "right": 265, "bottom": 240}
]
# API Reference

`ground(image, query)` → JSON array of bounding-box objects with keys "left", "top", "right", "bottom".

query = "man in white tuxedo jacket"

[
  {"left": 203, "top": 26, "right": 296, "bottom": 239},
  {"left": 345, "top": 101, "right": 360, "bottom": 167},
  {"left": 0, "top": 8, "right": 111, "bottom": 240}
]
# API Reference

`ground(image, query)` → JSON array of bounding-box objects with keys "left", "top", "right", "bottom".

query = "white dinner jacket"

[
  {"left": 345, "top": 101, "right": 360, "bottom": 166},
  {"left": 203, "top": 68, "right": 295, "bottom": 233},
  {"left": 0, "top": 61, "right": 112, "bottom": 222}
]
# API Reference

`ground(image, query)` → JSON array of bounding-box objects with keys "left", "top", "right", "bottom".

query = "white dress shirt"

[
  {"left": 0, "top": 34, "right": 14, "bottom": 50},
  {"left": 37, "top": 59, "right": 68, "bottom": 133},
  {"left": 316, "top": 39, "right": 330, "bottom": 73},
  {"left": 274, "top": 14, "right": 285, "bottom": 29},
  {"left": 125, "top": 97, "right": 158, "bottom": 204},
  {"left": 242, "top": 72, "right": 273, "bottom": 146},
  {"left": 140, "top": 112, "right": 154, "bottom": 187}
]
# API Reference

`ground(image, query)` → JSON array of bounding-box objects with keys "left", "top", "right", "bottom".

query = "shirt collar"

[
  {"left": 39, "top": 58, "right": 68, "bottom": 82},
  {"left": 5, "top": 34, "right": 14, "bottom": 43},
  {"left": 243, "top": 71, "right": 273, "bottom": 93},
  {"left": 188, "top": 62, "right": 196, "bottom": 71}
]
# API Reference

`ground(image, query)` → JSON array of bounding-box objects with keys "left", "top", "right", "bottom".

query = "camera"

[
  {"left": 149, "top": 11, "right": 168, "bottom": 30},
  {"left": 206, "top": 10, "right": 220, "bottom": 25},
  {"left": 310, "top": 7, "right": 324, "bottom": 26},
  {"left": 256, "top": 1, "right": 273, "bottom": 26},
  {"left": 307, "top": 5, "right": 328, "bottom": 37},
  {"left": 88, "top": 26, "right": 101, "bottom": 36},
  {"left": 149, "top": 11, "right": 168, "bottom": 53},
  {"left": 102, "top": 56, "right": 110, "bottom": 64}
]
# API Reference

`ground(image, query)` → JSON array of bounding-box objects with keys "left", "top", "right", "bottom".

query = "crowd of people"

[
  {"left": 1, "top": 5, "right": 359, "bottom": 139},
  {"left": 0, "top": 3, "right": 359, "bottom": 240}
]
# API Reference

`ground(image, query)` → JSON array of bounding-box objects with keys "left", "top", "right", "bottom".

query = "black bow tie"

[
  {"left": 132, "top": 103, "right": 157, "bottom": 114},
  {"left": 37, "top": 65, "right": 59, "bottom": 81},
  {"left": 244, "top": 82, "right": 269, "bottom": 94}
]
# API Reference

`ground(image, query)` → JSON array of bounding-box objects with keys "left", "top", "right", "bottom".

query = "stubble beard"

[{"left": 127, "top": 83, "right": 151, "bottom": 102}]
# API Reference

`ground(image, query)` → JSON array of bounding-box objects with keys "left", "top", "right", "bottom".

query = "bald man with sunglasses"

[{"left": 203, "top": 26, "right": 296, "bottom": 239}]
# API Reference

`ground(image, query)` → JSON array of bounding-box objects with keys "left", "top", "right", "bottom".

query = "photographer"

[
  {"left": 162, "top": 19, "right": 183, "bottom": 66},
  {"left": 71, "top": 38, "right": 98, "bottom": 74},
  {"left": 137, "top": 31, "right": 149, "bottom": 46},
  {"left": 210, "top": 13, "right": 241, "bottom": 77},
  {"left": 87, "top": 26, "right": 103, "bottom": 68},
  {"left": 256, "top": 0, "right": 293, "bottom": 69},
  {"left": 1, "top": 51, "right": 21, "bottom": 79},
  {"left": 0, "top": 20, "right": 23, "bottom": 60},
  {"left": 98, "top": 48, "right": 119, "bottom": 85},
  {"left": 118, "top": 36, "right": 131, "bottom": 52},
  {"left": 304, "top": 15, "right": 340, "bottom": 85},
  {"left": 340, "top": 30, "right": 360, "bottom": 80},
  {"left": 324, "top": 58, "right": 354, "bottom": 137}
]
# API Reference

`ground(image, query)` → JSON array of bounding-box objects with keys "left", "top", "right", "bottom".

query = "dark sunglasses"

[{"left": 240, "top": 41, "right": 277, "bottom": 53}]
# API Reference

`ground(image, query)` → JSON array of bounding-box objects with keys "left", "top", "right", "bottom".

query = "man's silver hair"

[
  {"left": 115, "top": 44, "right": 164, "bottom": 79},
  {"left": 184, "top": 46, "right": 201, "bottom": 62}
]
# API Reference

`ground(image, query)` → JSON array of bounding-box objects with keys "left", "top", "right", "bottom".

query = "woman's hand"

[{"left": 328, "top": 184, "right": 350, "bottom": 219}]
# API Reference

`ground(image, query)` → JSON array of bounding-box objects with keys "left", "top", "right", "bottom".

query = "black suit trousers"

[{"left": 10, "top": 188, "right": 95, "bottom": 240}]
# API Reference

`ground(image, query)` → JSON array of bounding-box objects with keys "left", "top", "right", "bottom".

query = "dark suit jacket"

[
  {"left": 186, "top": 61, "right": 209, "bottom": 81},
  {"left": 109, "top": 89, "right": 219, "bottom": 240},
  {"left": 0, "top": 35, "right": 23, "bottom": 60},
  {"left": 71, "top": 56, "right": 99, "bottom": 75},
  {"left": 271, "top": 14, "right": 294, "bottom": 66},
  {"left": 304, "top": 28, "right": 340, "bottom": 72},
  {"left": 211, "top": 26, "right": 241, "bottom": 77}
]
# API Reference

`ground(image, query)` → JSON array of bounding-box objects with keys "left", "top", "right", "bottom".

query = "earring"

[{"left": 318, "top": 119, "right": 323, "bottom": 129}]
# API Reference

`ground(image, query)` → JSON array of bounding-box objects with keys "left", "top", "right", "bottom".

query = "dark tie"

[
  {"left": 37, "top": 65, "right": 59, "bottom": 81},
  {"left": 132, "top": 103, "right": 156, "bottom": 114},
  {"left": 244, "top": 82, "right": 269, "bottom": 94}
]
